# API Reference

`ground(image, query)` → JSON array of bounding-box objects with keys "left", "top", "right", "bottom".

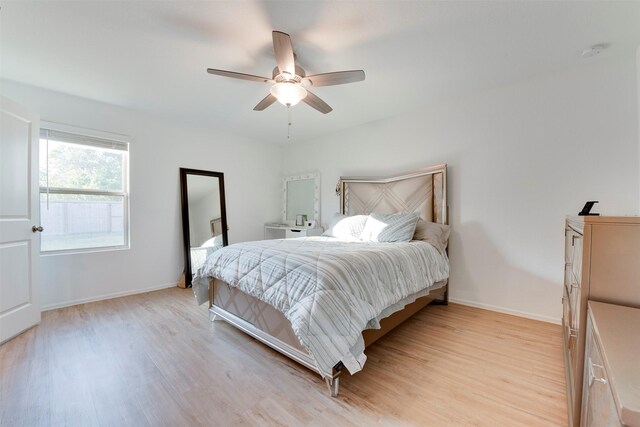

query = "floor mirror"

[{"left": 179, "top": 168, "right": 228, "bottom": 287}]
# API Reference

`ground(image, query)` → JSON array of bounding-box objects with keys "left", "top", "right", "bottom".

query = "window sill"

[{"left": 40, "top": 245, "right": 130, "bottom": 257}]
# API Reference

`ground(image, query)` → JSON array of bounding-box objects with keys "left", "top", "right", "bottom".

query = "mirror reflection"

[
  {"left": 180, "top": 169, "right": 227, "bottom": 287},
  {"left": 283, "top": 172, "right": 320, "bottom": 225},
  {"left": 286, "top": 179, "right": 315, "bottom": 222}
]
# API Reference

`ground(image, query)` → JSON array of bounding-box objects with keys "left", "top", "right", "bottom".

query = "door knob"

[{"left": 32, "top": 225, "right": 44, "bottom": 233}]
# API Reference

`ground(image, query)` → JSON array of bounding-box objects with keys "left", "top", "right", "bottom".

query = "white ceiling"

[{"left": 2, "top": 1, "right": 640, "bottom": 144}]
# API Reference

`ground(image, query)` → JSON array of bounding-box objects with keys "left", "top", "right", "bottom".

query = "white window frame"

[{"left": 39, "top": 121, "right": 130, "bottom": 255}]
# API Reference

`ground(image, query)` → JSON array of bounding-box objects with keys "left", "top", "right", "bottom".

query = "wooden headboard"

[{"left": 339, "top": 164, "right": 448, "bottom": 225}]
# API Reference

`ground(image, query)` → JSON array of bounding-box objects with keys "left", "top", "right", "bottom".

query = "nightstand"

[{"left": 264, "top": 224, "right": 323, "bottom": 240}]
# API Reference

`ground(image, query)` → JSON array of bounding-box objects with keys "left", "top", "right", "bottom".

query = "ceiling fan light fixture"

[{"left": 270, "top": 82, "right": 307, "bottom": 106}]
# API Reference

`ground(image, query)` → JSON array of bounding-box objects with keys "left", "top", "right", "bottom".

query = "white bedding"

[
  {"left": 192, "top": 236, "right": 449, "bottom": 378},
  {"left": 190, "top": 235, "right": 223, "bottom": 272},
  {"left": 190, "top": 246, "right": 215, "bottom": 273}
]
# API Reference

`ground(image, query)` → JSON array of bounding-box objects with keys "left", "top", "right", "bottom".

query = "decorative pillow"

[
  {"left": 413, "top": 219, "right": 450, "bottom": 253},
  {"left": 322, "top": 213, "right": 368, "bottom": 241},
  {"left": 361, "top": 212, "right": 420, "bottom": 243}
]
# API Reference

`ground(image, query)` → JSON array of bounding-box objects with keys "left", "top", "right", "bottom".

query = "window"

[{"left": 39, "top": 127, "right": 129, "bottom": 253}]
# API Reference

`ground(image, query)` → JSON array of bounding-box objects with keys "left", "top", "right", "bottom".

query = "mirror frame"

[
  {"left": 180, "top": 168, "right": 228, "bottom": 288},
  {"left": 282, "top": 172, "right": 320, "bottom": 225}
]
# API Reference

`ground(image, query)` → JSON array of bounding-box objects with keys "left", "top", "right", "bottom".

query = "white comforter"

[{"left": 193, "top": 236, "right": 449, "bottom": 378}]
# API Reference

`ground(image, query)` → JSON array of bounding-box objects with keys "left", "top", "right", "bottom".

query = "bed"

[{"left": 193, "top": 164, "right": 449, "bottom": 396}]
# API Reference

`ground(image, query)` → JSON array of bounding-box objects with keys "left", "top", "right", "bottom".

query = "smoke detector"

[{"left": 581, "top": 43, "right": 610, "bottom": 58}]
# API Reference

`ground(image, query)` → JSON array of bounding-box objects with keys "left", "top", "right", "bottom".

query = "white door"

[{"left": 0, "top": 97, "right": 41, "bottom": 344}]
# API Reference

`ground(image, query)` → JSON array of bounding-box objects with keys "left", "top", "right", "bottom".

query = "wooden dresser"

[
  {"left": 581, "top": 302, "right": 640, "bottom": 426},
  {"left": 563, "top": 216, "right": 640, "bottom": 426}
]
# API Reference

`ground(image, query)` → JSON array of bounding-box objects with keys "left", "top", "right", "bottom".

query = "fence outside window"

[{"left": 39, "top": 127, "right": 129, "bottom": 253}]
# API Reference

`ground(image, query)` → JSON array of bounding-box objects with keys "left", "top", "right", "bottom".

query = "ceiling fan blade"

[
  {"left": 304, "top": 70, "right": 365, "bottom": 87},
  {"left": 303, "top": 90, "right": 332, "bottom": 114},
  {"left": 272, "top": 31, "right": 295, "bottom": 76},
  {"left": 207, "top": 68, "right": 273, "bottom": 83},
  {"left": 253, "top": 94, "right": 277, "bottom": 111}
]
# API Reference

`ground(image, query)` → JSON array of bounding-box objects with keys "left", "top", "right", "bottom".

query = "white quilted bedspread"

[{"left": 192, "top": 236, "right": 449, "bottom": 378}]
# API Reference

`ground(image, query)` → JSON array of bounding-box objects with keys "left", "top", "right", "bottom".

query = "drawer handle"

[
  {"left": 588, "top": 358, "right": 607, "bottom": 386},
  {"left": 290, "top": 229, "right": 301, "bottom": 233}
]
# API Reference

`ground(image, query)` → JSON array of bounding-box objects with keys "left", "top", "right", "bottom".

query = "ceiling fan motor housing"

[{"left": 273, "top": 66, "right": 306, "bottom": 84}]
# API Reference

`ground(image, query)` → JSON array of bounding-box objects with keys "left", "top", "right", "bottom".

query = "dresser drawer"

[
  {"left": 571, "top": 232, "right": 583, "bottom": 288},
  {"left": 565, "top": 226, "right": 583, "bottom": 293},
  {"left": 566, "top": 228, "right": 575, "bottom": 265},
  {"left": 581, "top": 315, "right": 622, "bottom": 427},
  {"left": 564, "top": 263, "right": 581, "bottom": 340},
  {"left": 285, "top": 228, "right": 306, "bottom": 238},
  {"left": 563, "top": 289, "right": 579, "bottom": 398},
  {"left": 565, "top": 263, "right": 581, "bottom": 308},
  {"left": 265, "top": 225, "right": 323, "bottom": 240}
]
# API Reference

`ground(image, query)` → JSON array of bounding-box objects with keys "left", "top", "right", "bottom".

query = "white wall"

[
  {"left": 282, "top": 55, "right": 640, "bottom": 323},
  {"left": 2, "top": 80, "right": 282, "bottom": 310}
]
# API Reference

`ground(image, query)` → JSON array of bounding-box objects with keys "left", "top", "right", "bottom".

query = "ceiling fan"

[{"left": 206, "top": 31, "right": 365, "bottom": 114}]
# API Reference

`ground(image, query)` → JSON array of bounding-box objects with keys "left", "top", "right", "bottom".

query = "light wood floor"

[{"left": 0, "top": 288, "right": 567, "bottom": 426}]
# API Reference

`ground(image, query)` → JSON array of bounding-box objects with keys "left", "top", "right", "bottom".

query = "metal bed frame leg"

[
  {"left": 325, "top": 364, "right": 342, "bottom": 397},
  {"left": 432, "top": 283, "right": 449, "bottom": 306},
  {"left": 325, "top": 377, "right": 340, "bottom": 397},
  {"left": 209, "top": 311, "right": 218, "bottom": 322}
]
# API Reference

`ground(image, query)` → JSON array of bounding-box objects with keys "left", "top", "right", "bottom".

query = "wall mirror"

[
  {"left": 282, "top": 172, "right": 320, "bottom": 225},
  {"left": 180, "top": 168, "right": 228, "bottom": 287}
]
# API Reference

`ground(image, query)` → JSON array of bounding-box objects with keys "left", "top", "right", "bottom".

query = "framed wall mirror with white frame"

[{"left": 282, "top": 172, "right": 320, "bottom": 227}]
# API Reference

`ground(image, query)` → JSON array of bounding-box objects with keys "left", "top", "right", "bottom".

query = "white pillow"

[
  {"left": 361, "top": 212, "right": 420, "bottom": 242},
  {"left": 201, "top": 234, "right": 223, "bottom": 248},
  {"left": 322, "top": 213, "right": 368, "bottom": 241},
  {"left": 322, "top": 213, "right": 346, "bottom": 236}
]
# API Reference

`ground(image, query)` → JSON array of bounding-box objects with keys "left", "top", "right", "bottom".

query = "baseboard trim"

[
  {"left": 449, "top": 297, "right": 561, "bottom": 325},
  {"left": 40, "top": 285, "right": 560, "bottom": 324},
  {"left": 41, "top": 282, "right": 179, "bottom": 312}
]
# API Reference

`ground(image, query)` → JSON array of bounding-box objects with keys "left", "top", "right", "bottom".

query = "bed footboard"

[{"left": 209, "top": 279, "right": 446, "bottom": 397}]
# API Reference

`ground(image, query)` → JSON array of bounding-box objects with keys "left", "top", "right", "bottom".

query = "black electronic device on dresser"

[{"left": 578, "top": 201, "right": 599, "bottom": 216}]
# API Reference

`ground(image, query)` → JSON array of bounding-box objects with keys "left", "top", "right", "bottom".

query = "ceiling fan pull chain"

[{"left": 287, "top": 105, "right": 292, "bottom": 140}]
